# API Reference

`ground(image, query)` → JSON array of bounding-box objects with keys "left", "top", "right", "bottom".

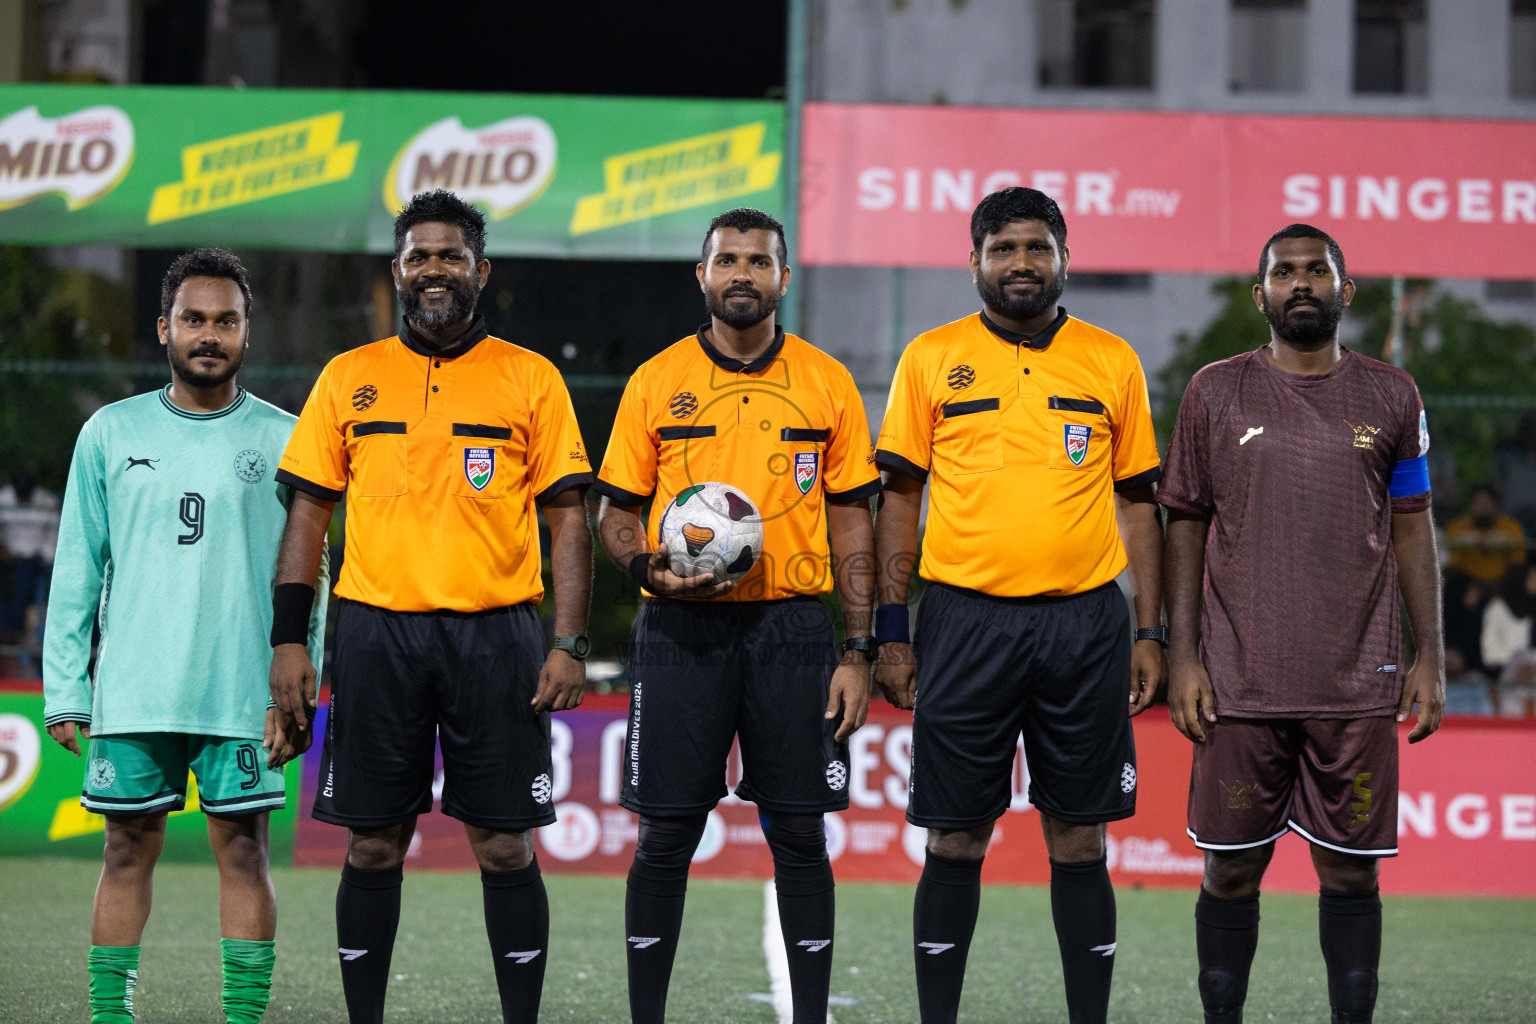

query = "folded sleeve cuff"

[
  {"left": 1156, "top": 492, "right": 1212, "bottom": 517},
  {"left": 534, "top": 472, "right": 595, "bottom": 507},
  {"left": 874, "top": 449, "right": 929, "bottom": 483},
  {"left": 274, "top": 468, "right": 345, "bottom": 502},
  {"left": 826, "top": 477, "right": 883, "bottom": 505},
  {"left": 591, "top": 478, "right": 653, "bottom": 507},
  {"left": 1390, "top": 492, "right": 1432, "bottom": 514},
  {"left": 1113, "top": 465, "right": 1163, "bottom": 492},
  {"left": 43, "top": 710, "right": 93, "bottom": 727}
]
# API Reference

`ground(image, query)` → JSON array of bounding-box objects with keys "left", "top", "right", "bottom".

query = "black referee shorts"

[
  {"left": 908, "top": 581, "right": 1136, "bottom": 830},
  {"left": 621, "top": 596, "right": 851, "bottom": 817},
  {"left": 313, "top": 599, "right": 555, "bottom": 831}
]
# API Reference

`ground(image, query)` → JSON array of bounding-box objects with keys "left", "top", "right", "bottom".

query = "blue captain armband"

[{"left": 1389, "top": 454, "right": 1430, "bottom": 498}]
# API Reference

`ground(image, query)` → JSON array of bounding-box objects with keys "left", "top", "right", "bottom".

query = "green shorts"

[{"left": 82, "top": 733, "right": 285, "bottom": 817}]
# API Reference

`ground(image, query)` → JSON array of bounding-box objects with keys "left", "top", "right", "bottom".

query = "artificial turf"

[{"left": 2, "top": 858, "right": 1531, "bottom": 1022}]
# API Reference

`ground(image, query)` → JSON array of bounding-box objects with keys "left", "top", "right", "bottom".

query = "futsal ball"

[{"left": 658, "top": 482, "right": 765, "bottom": 584}]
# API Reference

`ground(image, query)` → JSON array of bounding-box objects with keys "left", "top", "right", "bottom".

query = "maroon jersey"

[{"left": 1160, "top": 348, "right": 1431, "bottom": 717}]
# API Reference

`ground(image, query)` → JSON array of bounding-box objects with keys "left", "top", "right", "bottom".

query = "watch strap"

[
  {"left": 842, "top": 636, "right": 877, "bottom": 662},
  {"left": 1134, "top": 626, "right": 1168, "bottom": 647}
]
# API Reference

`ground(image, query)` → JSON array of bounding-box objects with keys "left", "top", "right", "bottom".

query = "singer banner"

[{"left": 799, "top": 103, "right": 1536, "bottom": 280}]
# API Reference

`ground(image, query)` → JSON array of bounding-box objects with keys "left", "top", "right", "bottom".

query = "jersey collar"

[
  {"left": 399, "top": 313, "right": 489, "bottom": 359},
  {"left": 979, "top": 306, "right": 1069, "bottom": 351},
  {"left": 695, "top": 323, "right": 786, "bottom": 374},
  {"left": 158, "top": 385, "right": 248, "bottom": 420}
]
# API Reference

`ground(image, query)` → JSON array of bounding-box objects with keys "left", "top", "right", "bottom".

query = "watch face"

[{"left": 573, "top": 635, "right": 591, "bottom": 659}]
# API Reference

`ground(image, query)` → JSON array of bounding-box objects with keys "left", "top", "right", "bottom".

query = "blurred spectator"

[
  {"left": 1443, "top": 485, "right": 1527, "bottom": 582},
  {"left": 1481, "top": 564, "right": 1536, "bottom": 678},
  {"left": 1493, "top": 649, "right": 1536, "bottom": 718},
  {"left": 0, "top": 471, "right": 61, "bottom": 669},
  {"left": 1442, "top": 646, "right": 1494, "bottom": 715},
  {"left": 1492, "top": 416, "right": 1536, "bottom": 535},
  {"left": 1442, "top": 569, "right": 1491, "bottom": 675}
]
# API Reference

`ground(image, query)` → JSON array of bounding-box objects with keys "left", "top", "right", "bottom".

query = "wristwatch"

[
  {"left": 553, "top": 634, "right": 591, "bottom": 661},
  {"left": 842, "top": 636, "right": 877, "bottom": 663},
  {"left": 1134, "top": 626, "right": 1168, "bottom": 648}
]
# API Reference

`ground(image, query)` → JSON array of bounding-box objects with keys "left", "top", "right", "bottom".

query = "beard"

[
  {"left": 401, "top": 277, "right": 481, "bottom": 331},
  {"left": 166, "top": 333, "right": 244, "bottom": 388},
  {"left": 977, "top": 270, "right": 1065, "bottom": 324},
  {"left": 1262, "top": 291, "right": 1345, "bottom": 347},
  {"left": 705, "top": 283, "right": 779, "bottom": 331}
]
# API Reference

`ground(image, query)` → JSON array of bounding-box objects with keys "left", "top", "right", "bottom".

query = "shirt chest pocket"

[
  {"left": 451, "top": 423, "right": 515, "bottom": 499},
  {"left": 934, "top": 398, "right": 1004, "bottom": 476},
  {"left": 348, "top": 421, "right": 407, "bottom": 497},
  {"left": 1045, "top": 396, "right": 1110, "bottom": 472},
  {"left": 657, "top": 424, "right": 718, "bottom": 490}
]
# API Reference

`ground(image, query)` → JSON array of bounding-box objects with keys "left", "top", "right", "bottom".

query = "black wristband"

[
  {"left": 629, "top": 553, "right": 652, "bottom": 588},
  {"left": 271, "top": 582, "right": 316, "bottom": 647}
]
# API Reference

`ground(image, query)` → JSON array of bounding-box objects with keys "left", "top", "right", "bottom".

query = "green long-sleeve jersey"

[{"left": 43, "top": 386, "right": 328, "bottom": 740}]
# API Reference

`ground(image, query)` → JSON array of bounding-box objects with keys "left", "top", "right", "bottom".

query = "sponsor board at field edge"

[
  {"left": 292, "top": 701, "right": 1536, "bottom": 897},
  {"left": 0, "top": 689, "right": 302, "bottom": 861},
  {"left": 0, "top": 85, "right": 782, "bottom": 257},
  {"left": 799, "top": 103, "right": 1536, "bottom": 279}
]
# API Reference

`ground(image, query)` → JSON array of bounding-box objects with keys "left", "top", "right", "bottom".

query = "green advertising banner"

[
  {"left": 0, "top": 688, "right": 301, "bottom": 864},
  {"left": 0, "top": 84, "right": 784, "bottom": 259}
]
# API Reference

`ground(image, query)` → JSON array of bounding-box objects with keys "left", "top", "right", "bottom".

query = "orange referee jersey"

[
  {"left": 594, "top": 326, "right": 881, "bottom": 602},
  {"left": 877, "top": 309, "right": 1160, "bottom": 598},
  {"left": 277, "top": 316, "right": 593, "bottom": 612}
]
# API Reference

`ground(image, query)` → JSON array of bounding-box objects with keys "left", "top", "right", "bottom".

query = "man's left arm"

[
  {"left": 1112, "top": 352, "right": 1167, "bottom": 716},
  {"left": 533, "top": 488, "right": 592, "bottom": 712},
  {"left": 1392, "top": 509, "right": 1445, "bottom": 742},
  {"left": 827, "top": 500, "right": 875, "bottom": 741},
  {"left": 1116, "top": 486, "right": 1165, "bottom": 715}
]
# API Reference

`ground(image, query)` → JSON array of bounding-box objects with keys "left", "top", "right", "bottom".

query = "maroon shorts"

[{"left": 1187, "top": 716, "right": 1399, "bottom": 857}]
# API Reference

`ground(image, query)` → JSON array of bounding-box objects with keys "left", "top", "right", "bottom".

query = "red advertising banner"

[
  {"left": 294, "top": 700, "right": 1536, "bottom": 898},
  {"left": 799, "top": 103, "right": 1536, "bottom": 279}
]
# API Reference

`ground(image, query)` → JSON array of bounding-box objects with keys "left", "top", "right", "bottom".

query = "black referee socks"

[
  {"left": 1195, "top": 887, "right": 1261, "bottom": 1023},
  {"left": 764, "top": 813, "right": 837, "bottom": 1024},
  {"left": 482, "top": 860, "right": 549, "bottom": 1024},
  {"left": 1050, "top": 856, "right": 1117, "bottom": 1024},
  {"left": 913, "top": 850, "right": 984, "bottom": 1024},
  {"left": 335, "top": 861, "right": 403, "bottom": 1024},
  {"left": 625, "top": 813, "right": 706, "bottom": 1024},
  {"left": 1319, "top": 887, "right": 1382, "bottom": 1024}
]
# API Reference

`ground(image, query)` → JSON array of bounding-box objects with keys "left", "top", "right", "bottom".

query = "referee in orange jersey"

[
  {"left": 267, "top": 190, "right": 594, "bottom": 1024},
  {"left": 874, "top": 187, "right": 1166, "bottom": 1024}
]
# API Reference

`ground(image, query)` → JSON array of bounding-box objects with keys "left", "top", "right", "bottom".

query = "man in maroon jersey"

[{"left": 1160, "top": 223, "right": 1445, "bottom": 1024}]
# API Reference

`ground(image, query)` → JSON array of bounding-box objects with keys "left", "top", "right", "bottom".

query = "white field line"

[{"left": 761, "top": 879, "right": 835, "bottom": 1024}]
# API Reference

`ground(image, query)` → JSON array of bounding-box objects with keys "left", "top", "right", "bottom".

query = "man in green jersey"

[{"left": 43, "top": 248, "right": 327, "bottom": 1024}]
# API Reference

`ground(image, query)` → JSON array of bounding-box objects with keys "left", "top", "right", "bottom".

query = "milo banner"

[
  {"left": 0, "top": 85, "right": 783, "bottom": 258},
  {"left": 0, "top": 685, "right": 302, "bottom": 863}
]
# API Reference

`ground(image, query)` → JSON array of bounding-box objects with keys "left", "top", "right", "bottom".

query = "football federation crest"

[
  {"left": 233, "top": 449, "right": 267, "bottom": 483},
  {"left": 1064, "top": 424, "right": 1091, "bottom": 466},
  {"left": 794, "top": 452, "right": 819, "bottom": 494},
  {"left": 463, "top": 447, "right": 495, "bottom": 491},
  {"left": 947, "top": 364, "right": 975, "bottom": 390},
  {"left": 351, "top": 384, "right": 378, "bottom": 411},
  {"left": 1219, "top": 779, "right": 1257, "bottom": 810}
]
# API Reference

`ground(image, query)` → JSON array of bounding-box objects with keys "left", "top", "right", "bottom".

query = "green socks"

[
  {"left": 87, "top": 945, "right": 140, "bottom": 1023},
  {"left": 87, "top": 939, "right": 273, "bottom": 1022},
  {"left": 220, "top": 938, "right": 276, "bottom": 1024}
]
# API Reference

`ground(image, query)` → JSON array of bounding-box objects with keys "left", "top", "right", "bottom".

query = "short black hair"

[
  {"left": 1258, "top": 223, "right": 1346, "bottom": 280},
  {"left": 160, "top": 247, "right": 252, "bottom": 321},
  {"left": 970, "top": 186, "right": 1067, "bottom": 253},
  {"left": 393, "top": 189, "right": 487, "bottom": 262},
  {"left": 701, "top": 207, "right": 787, "bottom": 267}
]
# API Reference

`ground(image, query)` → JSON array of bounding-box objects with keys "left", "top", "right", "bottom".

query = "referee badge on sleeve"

[
  {"left": 464, "top": 447, "right": 496, "bottom": 491},
  {"left": 1064, "top": 424, "right": 1091, "bottom": 466}
]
